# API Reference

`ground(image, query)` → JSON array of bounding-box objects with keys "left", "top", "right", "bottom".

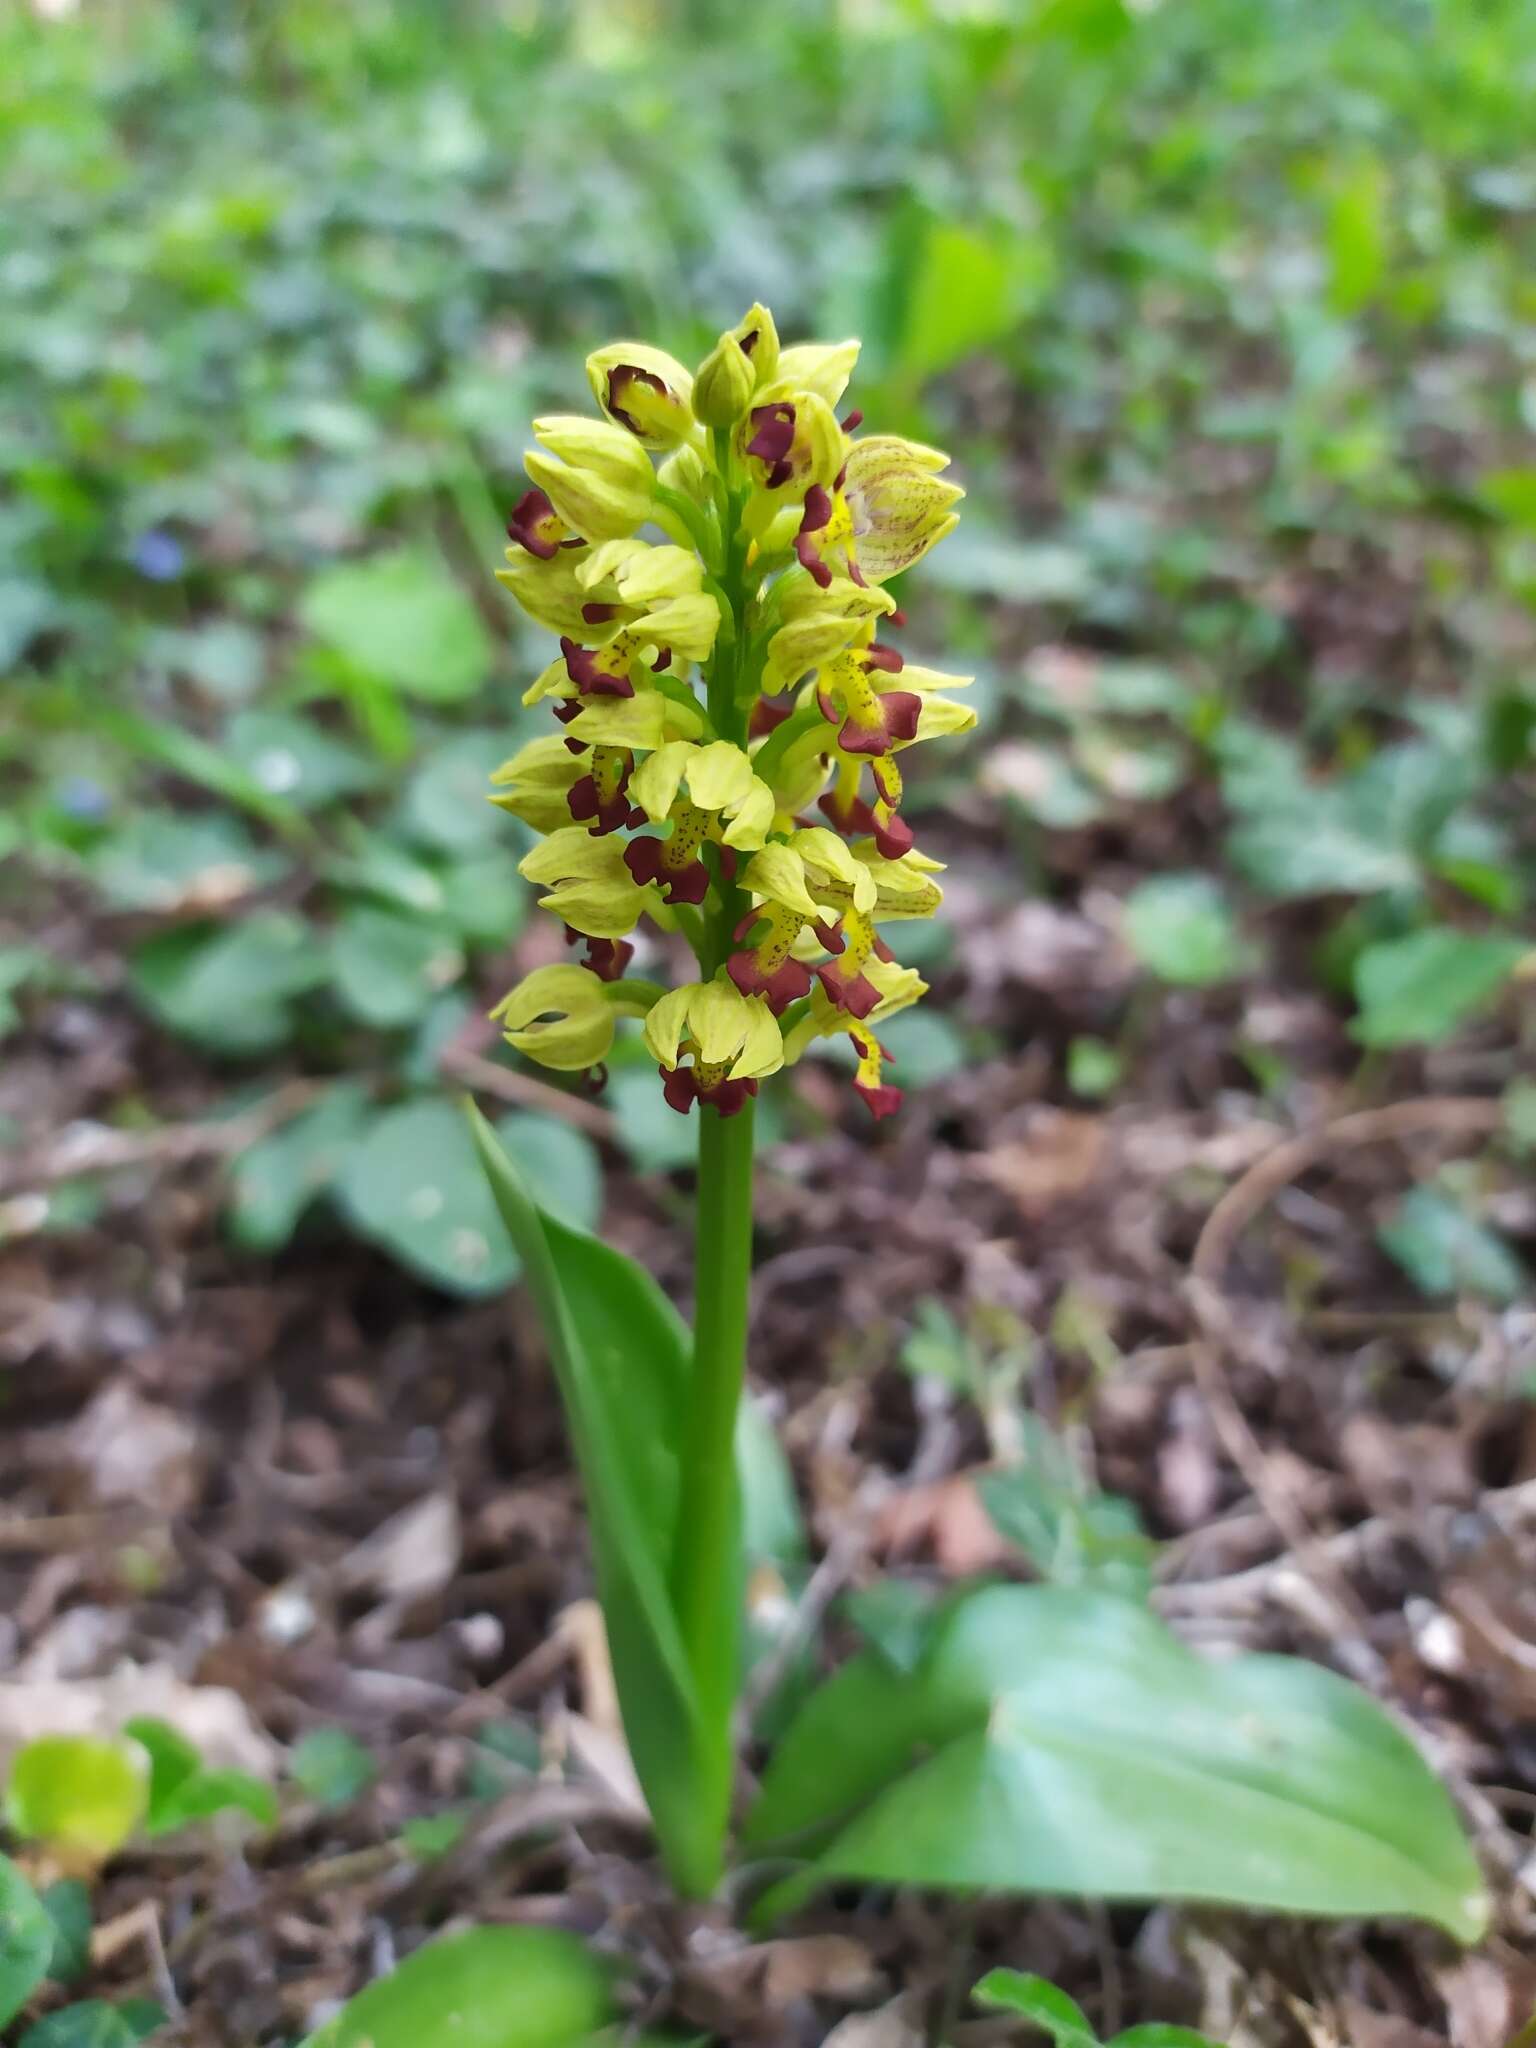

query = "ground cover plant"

[{"left": 1, "top": 0, "right": 1534, "bottom": 2042}]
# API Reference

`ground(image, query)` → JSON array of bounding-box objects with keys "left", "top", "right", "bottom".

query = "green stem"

[
  {"left": 666, "top": 438, "right": 758, "bottom": 1896},
  {"left": 670, "top": 1089, "right": 756, "bottom": 1892}
]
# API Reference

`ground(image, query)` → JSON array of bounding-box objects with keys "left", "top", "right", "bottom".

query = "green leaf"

[
  {"left": 1111, "top": 2031, "right": 1225, "bottom": 2048},
  {"left": 342, "top": 1100, "right": 601, "bottom": 1295},
  {"left": 873, "top": 1008, "right": 967, "bottom": 1086},
  {"left": 745, "top": 1585, "right": 1486, "bottom": 1941},
  {"left": 1326, "top": 157, "right": 1389, "bottom": 313},
  {"left": 5, "top": 1738, "right": 146, "bottom": 1861},
  {"left": 122, "top": 1716, "right": 275, "bottom": 1838},
  {"left": 1379, "top": 1185, "right": 1528, "bottom": 1306},
  {"left": 978, "top": 1452, "right": 1155, "bottom": 1601},
  {"left": 898, "top": 222, "right": 1046, "bottom": 382},
  {"left": 145, "top": 1766, "right": 276, "bottom": 1837},
  {"left": 290, "top": 1729, "right": 378, "bottom": 1809},
  {"left": 301, "top": 550, "right": 491, "bottom": 704},
  {"left": 226, "top": 710, "right": 379, "bottom": 811},
  {"left": 1067, "top": 1037, "right": 1123, "bottom": 1098},
  {"left": 974, "top": 1972, "right": 1097, "bottom": 2048},
  {"left": 329, "top": 907, "right": 463, "bottom": 1029},
  {"left": 18, "top": 1999, "right": 165, "bottom": 2047},
  {"left": 467, "top": 1103, "right": 719, "bottom": 1898},
  {"left": 130, "top": 913, "right": 325, "bottom": 1055},
  {"left": 399, "top": 1812, "right": 468, "bottom": 1859},
  {"left": 226, "top": 1083, "right": 373, "bottom": 1253},
  {"left": 0, "top": 1853, "right": 55, "bottom": 2028},
  {"left": 403, "top": 732, "right": 506, "bottom": 853},
  {"left": 1352, "top": 929, "right": 1525, "bottom": 1048},
  {"left": 91, "top": 705, "right": 310, "bottom": 841},
  {"left": 89, "top": 810, "right": 286, "bottom": 913},
  {"left": 38, "top": 1880, "right": 90, "bottom": 1986},
  {"left": 296, "top": 1926, "right": 616, "bottom": 2048},
  {"left": 1123, "top": 874, "right": 1246, "bottom": 987}
]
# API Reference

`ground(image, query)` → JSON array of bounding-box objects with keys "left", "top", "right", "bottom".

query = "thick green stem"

[
  {"left": 670, "top": 1089, "right": 756, "bottom": 1891},
  {"left": 666, "top": 451, "right": 757, "bottom": 1895}
]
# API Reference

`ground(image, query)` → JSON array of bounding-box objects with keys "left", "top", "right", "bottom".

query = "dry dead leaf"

[
  {"left": 820, "top": 1994, "right": 925, "bottom": 2048},
  {"left": 0, "top": 1665, "right": 277, "bottom": 1778},
  {"left": 979, "top": 1112, "right": 1108, "bottom": 1218},
  {"left": 337, "top": 1490, "right": 460, "bottom": 1603},
  {"left": 873, "top": 1474, "right": 1011, "bottom": 1576},
  {"left": 63, "top": 1381, "right": 202, "bottom": 1513}
]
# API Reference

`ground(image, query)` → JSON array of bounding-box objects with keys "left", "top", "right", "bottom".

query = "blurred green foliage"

[{"left": 3, "top": 0, "right": 1532, "bottom": 1283}]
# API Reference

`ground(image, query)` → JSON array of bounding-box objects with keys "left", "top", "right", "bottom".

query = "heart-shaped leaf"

[
  {"left": 342, "top": 1099, "right": 600, "bottom": 1295},
  {"left": 1352, "top": 927, "right": 1526, "bottom": 1048},
  {"left": 296, "top": 1926, "right": 614, "bottom": 2048},
  {"left": 0, "top": 1854, "right": 53, "bottom": 2028},
  {"left": 468, "top": 1103, "right": 725, "bottom": 1897},
  {"left": 6, "top": 1737, "right": 146, "bottom": 1863},
  {"left": 745, "top": 1585, "right": 1486, "bottom": 1941}
]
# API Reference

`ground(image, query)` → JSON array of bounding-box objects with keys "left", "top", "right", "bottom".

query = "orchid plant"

[{"left": 466, "top": 307, "right": 1487, "bottom": 1950}]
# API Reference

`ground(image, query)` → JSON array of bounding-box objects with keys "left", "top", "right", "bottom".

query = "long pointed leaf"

[{"left": 467, "top": 1103, "right": 715, "bottom": 1893}]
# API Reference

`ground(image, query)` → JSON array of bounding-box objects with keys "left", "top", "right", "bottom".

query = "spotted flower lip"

[{"left": 489, "top": 303, "right": 964, "bottom": 1123}]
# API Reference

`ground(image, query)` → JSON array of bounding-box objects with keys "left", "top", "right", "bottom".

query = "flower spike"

[{"left": 490, "top": 303, "right": 963, "bottom": 1122}]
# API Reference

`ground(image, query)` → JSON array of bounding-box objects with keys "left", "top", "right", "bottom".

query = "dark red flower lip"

[
  {"left": 507, "top": 486, "right": 567, "bottom": 560},
  {"left": 606, "top": 362, "right": 669, "bottom": 436},
  {"left": 815, "top": 958, "right": 882, "bottom": 1020},
  {"left": 746, "top": 402, "right": 796, "bottom": 489},
  {"left": 727, "top": 947, "right": 812, "bottom": 1014},
  {"left": 662, "top": 1066, "right": 758, "bottom": 1117},
  {"left": 623, "top": 836, "right": 710, "bottom": 904},
  {"left": 560, "top": 634, "right": 635, "bottom": 698}
]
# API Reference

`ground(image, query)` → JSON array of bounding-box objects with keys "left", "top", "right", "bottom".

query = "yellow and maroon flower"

[
  {"left": 644, "top": 978, "right": 784, "bottom": 1118},
  {"left": 815, "top": 644, "right": 922, "bottom": 756}
]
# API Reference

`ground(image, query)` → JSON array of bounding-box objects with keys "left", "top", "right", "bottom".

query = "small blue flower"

[{"left": 131, "top": 530, "right": 185, "bottom": 581}]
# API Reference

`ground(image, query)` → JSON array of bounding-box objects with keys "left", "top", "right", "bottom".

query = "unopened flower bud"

[
  {"left": 692, "top": 330, "right": 758, "bottom": 429},
  {"left": 586, "top": 343, "right": 695, "bottom": 449}
]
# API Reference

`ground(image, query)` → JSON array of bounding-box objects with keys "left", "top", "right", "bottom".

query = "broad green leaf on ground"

[
  {"left": 468, "top": 1105, "right": 718, "bottom": 1897},
  {"left": 342, "top": 1100, "right": 600, "bottom": 1295},
  {"left": 37, "top": 1880, "right": 90, "bottom": 1985},
  {"left": 974, "top": 1970, "right": 1220, "bottom": 2048},
  {"left": 130, "top": 913, "right": 326, "bottom": 1055},
  {"left": 88, "top": 810, "right": 287, "bottom": 913},
  {"left": 300, "top": 550, "right": 491, "bottom": 703},
  {"left": 18, "top": 1998, "right": 167, "bottom": 2046},
  {"left": 1379, "top": 1185, "right": 1528, "bottom": 1306},
  {"left": 978, "top": 1453, "right": 1155, "bottom": 1600},
  {"left": 745, "top": 1585, "right": 1487, "bottom": 1940},
  {"left": 226, "top": 710, "right": 379, "bottom": 811},
  {"left": 873, "top": 1008, "right": 967, "bottom": 1086},
  {"left": 403, "top": 732, "right": 507, "bottom": 853},
  {"left": 1122, "top": 873, "right": 1247, "bottom": 986},
  {"left": 329, "top": 906, "right": 463, "bottom": 1029},
  {"left": 5, "top": 1737, "right": 145, "bottom": 1862},
  {"left": 290, "top": 1728, "right": 378, "bottom": 1809},
  {"left": 226, "top": 1083, "right": 373, "bottom": 1253},
  {"left": 435, "top": 852, "right": 529, "bottom": 947},
  {"left": 297, "top": 1928, "right": 617, "bottom": 2048},
  {"left": 0, "top": 1853, "right": 54, "bottom": 2028},
  {"left": 1352, "top": 928, "right": 1525, "bottom": 1047}
]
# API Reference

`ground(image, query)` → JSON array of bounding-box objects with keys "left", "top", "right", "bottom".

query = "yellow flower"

[
  {"left": 519, "top": 826, "right": 651, "bottom": 938},
  {"left": 490, "top": 964, "right": 634, "bottom": 1073},
  {"left": 628, "top": 740, "right": 775, "bottom": 853},
  {"left": 524, "top": 415, "right": 656, "bottom": 541},
  {"left": 644, "top": 978, "right": 783, "bottom": 1116}
]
